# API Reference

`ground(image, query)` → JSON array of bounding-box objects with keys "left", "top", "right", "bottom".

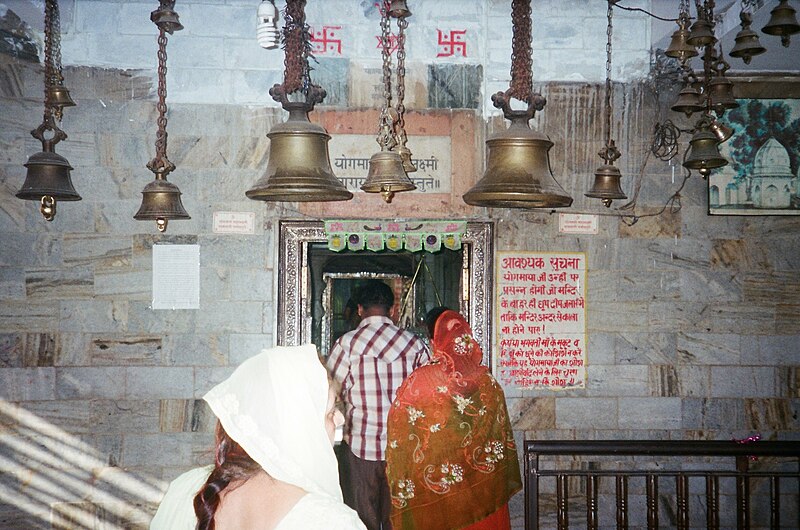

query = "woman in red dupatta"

[{"left": 386, "top": 310, "right": 521, "bottom": 530}]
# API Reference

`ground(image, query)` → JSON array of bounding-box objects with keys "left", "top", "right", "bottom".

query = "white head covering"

[{"left": 203, "top": 344, "right": 342, "bottom": 501}]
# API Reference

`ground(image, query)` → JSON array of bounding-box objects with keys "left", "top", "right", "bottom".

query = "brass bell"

[
  {"left": 17, "top": 147, "right": 81, "bottom": 221},
  {"left": 665, "top": 16, "right": 698, "bottom": 62},
  {"left": 463, "top": 112, "right": 572, "bottom": 209},
  {"left": 729, "top": 12, "right": 766, "bottom": 64},
  {"left": 362, "top": 148, "right": 416, "bottom": 203},
  {"left": 150, "top": 3, "right": 184, "bottom": 34},
  {"left": 586, "top": 164, "right": 626, "bottom": 208},
  {"left": 246, "top": 102, "right": 352, "bottom": 202},
  {"left": 134, "top": 173, "right": 190, "bottom": 233},
  {"left": 683, "top": 122, "right": 728, "bottom": 178},
  {"left": 671, "top": 84, "right": 705, "bottom": 117},
  {"left": 707, "top": 76, "right": 739, "bottom": 115},
  {"left": 388, "top": 0, "right": 411, "bottom": 18},
  {"left": 708, "top": 119, "right": 734, "bottom": 143},
  {"left": 762, "top": 0, "right": 800, "bottom": 47},
  {"left": 48, "top": 85, "right": 76, "bottom": 109},
  {"left": 687, "top": 18, "right": 716, "bottom": 47}
]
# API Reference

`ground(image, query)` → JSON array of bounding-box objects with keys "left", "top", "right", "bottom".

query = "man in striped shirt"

[{"left": 327, "top": 280, "right": 430, "bottom": 530}]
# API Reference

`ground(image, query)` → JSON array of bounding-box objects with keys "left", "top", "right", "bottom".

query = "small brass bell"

[
  {"left": 362, "top": 148, "right": 416, "bottom": 203},
  {"left": 463, "top": 110, "right": 572, "bottom": 209},
  {"left": 17, "top": 147, "right": 81, "bottom": 221},
  {"left": 665, "top": 16, "right": 698, "bottom": 62},
  {"left": 134, "top": 173, "right": 190, "bottom": 233},
  {"left": 762, "top": 0, "right": 800, "bottom": 47},
  {"left": 150, "top": 2, "right": 184, "bottom": 33},
  {"left": 708, "top": 119, "right": 734, "bottom": 143},
  {"left": 246, "top": 101, "right": 353, "bottom": 202},
  {"left": 395, "top": 143, "right": 417, "bottom": 174},
  {"left": 683, "top": 122, "right": 728, "bottom": 178},
  {"left": 729, "top": 12, "right": 766, "bottom": 64},
  {"left": 707, "top": 76, "right": 739, "bottom": 115},
  {"left": 388, "top": 0, "right": 411, "bottom": 18},
  {"left": 48, "top": 85, "right": 76, "bottom": 109},
  {"left": 687, "top": 18, "right": 716, "bottom": 47},
  {"left": 671, "top": 84, "right": 705, "bottom": 117}
]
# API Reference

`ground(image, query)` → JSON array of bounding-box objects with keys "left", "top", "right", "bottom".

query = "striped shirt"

[{"left": 327, "top": 315, "right": 430, "bottom": 461}]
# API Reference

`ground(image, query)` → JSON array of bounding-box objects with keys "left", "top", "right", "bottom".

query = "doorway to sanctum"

[{"left": 276, "top": 220, "right": 494, "bottom": 366}]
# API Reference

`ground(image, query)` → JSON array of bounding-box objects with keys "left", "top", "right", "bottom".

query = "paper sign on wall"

[
  {"left": 152, "top": 244, "right": 200, "bottom": 310},
  {"left": 495, "top": 251, "right": 587, "bottom": 390}
]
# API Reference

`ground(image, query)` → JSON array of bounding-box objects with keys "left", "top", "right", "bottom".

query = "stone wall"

[{"left": 1, "top": 1, "right": 799, "bottom": 528}]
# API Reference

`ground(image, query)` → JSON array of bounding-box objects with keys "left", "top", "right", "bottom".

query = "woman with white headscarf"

[{"left": 150, "top": 344, "right": 367, "bottom": 529}]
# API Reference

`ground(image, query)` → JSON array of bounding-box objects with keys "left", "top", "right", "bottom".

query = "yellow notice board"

[{"left": 495, "top": 252, "right": 587, "bottom": 390}]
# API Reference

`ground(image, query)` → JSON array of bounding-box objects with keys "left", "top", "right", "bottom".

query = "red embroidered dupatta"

[{"left": 386, "top": 311, "right": 521, "bottom": 530}]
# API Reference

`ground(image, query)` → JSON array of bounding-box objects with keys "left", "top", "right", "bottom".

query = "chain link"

[
  {"left": 376, "top": 1, "right": 396, "bottom": 149},
  {"left": 282, "top": 0, "right": 309, "bottom": 94},
  {"left": 395, "top": 15, "right": 408, "bottom": 141},
  {"left": 147, "top": 23, "right": 175, "bottom": 175},
  {"left": 43, "top": 0, "right": 55, "bottom": 120},
  {"left": 509, "top": 0, "right": 532, "bottom": 102},
  {"left": 604, "top": 0, "right": 613, "bottom": 147}
]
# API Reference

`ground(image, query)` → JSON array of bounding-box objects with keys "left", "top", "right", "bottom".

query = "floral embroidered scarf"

[{"left": 386, "top": 311, "right": 522, "bottom": 529}]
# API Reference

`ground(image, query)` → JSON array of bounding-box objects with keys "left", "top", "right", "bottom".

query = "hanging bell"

[
  {"left": 729, "top": 12, "right": 766, "bottom": 64},
  {"left": 17, "top": 147, "right": 81, "bottom": 221},
  {"left": 665, "top": 16, "right": 698, "bottom": 62},
  {"left": 586, "top": 164, "right": 626, "bottom": 208},
  {"left": 48, "top": 85, "right": 76, "bottom": 109},
  {"left": 687, "top": 18, "right": 716, "bottom": 47},
  {"left": 362, "top": 148, "right": 416, "bottom": 203},
  {"left": 683, "top": 122, "right": 728, "bottom": 178},
  {"left": 395, "top": 143, "right": 417, "bottom": 174},
  {"left": 708, "top": 119, "right": 734, "bottom": 143},
  {"left": 150, "top": 3, "right": 184, "bottom": 34},
  {"left": 388, "top": 0, "right": 411, "bottom": 18},
  {"left": 671, "top": 84, "right": 705, "bottom": 117},
  {"left": 706, "top": 76, "right": 738, "bottom": 115},
  {"left": 463, "top": 111, "right": 572, "bottom": 209},
  {"left": 246, "top": 102, "right": 352, "bottom": 202},
  {"left": 762, "top": 0, "right": 800, "bottom": 47},
  {"left": 134, "top": 172, "right": 190, "bottom": 233}
]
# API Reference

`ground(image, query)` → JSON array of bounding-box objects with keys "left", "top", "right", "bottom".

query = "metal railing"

[{"left": 524, "top": 440, "right": 800, "bottom": 529}]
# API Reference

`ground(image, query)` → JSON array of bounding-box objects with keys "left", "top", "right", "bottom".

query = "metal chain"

[
  {"left": 604, "top": 0, "right": 613, "bottom": 147},
  {"left": 147, "top": 26, "right": 175, "bottom": 175},
  {"left": 282, "top": 0, "right": 308, "bottom": 94},
  {"left": 395, "top": 15, "right": 407, "bottom": 137},
  {"left": 51, "top": 0, "right": 64, "bottom": 89},
  {"left": 509, "top": 0, "right": 532, "bottom": 102},
  {"left": 376, "top": 1, "right": 396, "bottom": 149},
  {"left": 43, "top": 0, "right": 55, "bottom": 120},
  {"left": 679, "top": 0, "right": 690, "bottom": 18}
]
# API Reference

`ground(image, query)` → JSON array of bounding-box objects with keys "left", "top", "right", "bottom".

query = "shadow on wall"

[{"left": 0, "top": 400, "right": 164, "bottom": 528}]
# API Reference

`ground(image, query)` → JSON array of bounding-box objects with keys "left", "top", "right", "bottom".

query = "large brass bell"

[
  {"left": 134, "top": 172, "right": 190, "bottom": 232},
  {"left": 463, "top": 110, "right": 572, "bottom": 209},
  {"left": 683, "top": 121, "right": 728, "bottom": 178},
  {"left": 665, "top": 16, "right": 698, "bottom": 62},
  {"left": 17, "top": 147, "right": 81, "bottom": 221},
  {"left": 671, "top": 84, "right": 705, "bottom": 117},
  {"left": 762, "top": 0, "right": 800, "bottom": 47},
  {"left": 362, "top": 148, "right": 416, "bottom": 203},
  {"left": 729, "top": 12, "right": 766, "bottom": 64},
  {"left": 246, "top": 101, "right": 352, "bottom": 202},
  {"left": 687, "top": 17, "right": 716, "bottom": 47}
]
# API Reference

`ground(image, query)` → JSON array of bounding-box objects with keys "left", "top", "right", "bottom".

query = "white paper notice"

[{"left": 152, "top": 244, "right": 200, "bottom": 310}]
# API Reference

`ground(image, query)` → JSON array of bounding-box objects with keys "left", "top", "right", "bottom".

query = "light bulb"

[{"left": 257, "top": 0, "right": 280, "bottom": 49}]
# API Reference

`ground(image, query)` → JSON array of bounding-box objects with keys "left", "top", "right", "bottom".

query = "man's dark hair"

[
  {"left": 353, "top": 280, "right": 394, "bottom": 312},
  {"left": 424, "top": 306, "right": 450, "bottom": 338}
]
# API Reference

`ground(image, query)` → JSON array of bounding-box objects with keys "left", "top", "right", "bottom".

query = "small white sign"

[
  {"left": 152, "top": 244, "right": 200, "bottom": 310},
  {"left": 213, "top": 211, "right": 255, "bottom": 234},
  {"left": 558, "top": 213, "right": 599, "bottom": 235}
]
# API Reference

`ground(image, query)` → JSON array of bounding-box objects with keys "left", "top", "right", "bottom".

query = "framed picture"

[{"left": 708, "top": 77, "right": 800, "bottom": 215}]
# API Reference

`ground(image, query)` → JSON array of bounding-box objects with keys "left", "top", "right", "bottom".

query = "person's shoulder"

[
  {"left": 150, "top": 466, "right": 213, "bottom": 530},
  {"left": 281, "top": 493, "right": 367, "bottom": 529}
]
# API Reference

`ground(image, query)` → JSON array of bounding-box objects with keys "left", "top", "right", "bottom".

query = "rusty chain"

[
  {"left": 43, "top": 0, "right": 55, "bottom": 120},
  {"left": 376, "top": 1, "right": 396, "bottom": 149},
  {"left": 509, "top": 0, "right": 532, "bottom": 102},
  {"left": 282, "top": 0, "right": 308, "bottom": 94},
  {"left": 395, "top": 14, "right": 408, "bottom": 144},
  {"left": 146, "top": 7, "right": 175, "bottom": 176}
]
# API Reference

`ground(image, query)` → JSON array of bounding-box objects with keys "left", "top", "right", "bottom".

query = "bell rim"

[
  {"left": 16, "top": 189, "right": 82, "bottom": 201},
  {"left": 463, "top": 189, "right": 573, "bottom": 209}
]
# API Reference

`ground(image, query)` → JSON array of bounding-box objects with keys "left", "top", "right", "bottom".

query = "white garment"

[
  {"left": 150, "top": 466, "right": 365, "bottom": 530},
  {"left": 150, "top": 345, "right": 365, "bottom": 529}
]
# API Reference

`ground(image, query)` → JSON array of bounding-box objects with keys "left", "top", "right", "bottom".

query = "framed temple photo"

[{"left": 708, "top": 78, "right": 800, "bottom": 216}]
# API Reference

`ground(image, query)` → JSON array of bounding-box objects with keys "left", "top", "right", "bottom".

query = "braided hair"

[{"left": 193, "top": 421, "right": 262, "bottom": 529}]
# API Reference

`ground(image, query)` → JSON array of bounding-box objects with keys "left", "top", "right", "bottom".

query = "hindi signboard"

[{"left": 495, "top": 251, "right": 587, "bottom": 390}]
